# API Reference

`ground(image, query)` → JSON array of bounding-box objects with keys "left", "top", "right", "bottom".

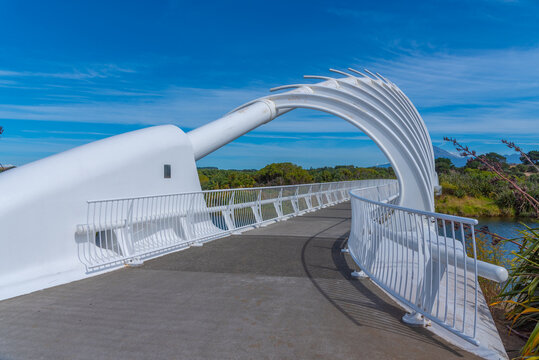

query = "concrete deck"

[{"left": 0, "top": 202, "right": 480, "bottom": 360}]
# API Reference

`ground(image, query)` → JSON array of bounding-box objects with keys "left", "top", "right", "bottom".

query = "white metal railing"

[
  {"left": 76, "top": 179, "right": 395, "bottom": 269},
  {"left": 348, "top": 184, "right": 508, "bottom": 346}
]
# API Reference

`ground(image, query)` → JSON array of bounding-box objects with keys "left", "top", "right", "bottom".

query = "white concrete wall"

[{"left": 0, "top": 125, "right": 201, "bottom": 300}]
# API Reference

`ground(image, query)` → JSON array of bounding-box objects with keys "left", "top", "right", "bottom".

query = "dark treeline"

[{"left": 198, "top": 162, "right": 395, "bottom": 190}]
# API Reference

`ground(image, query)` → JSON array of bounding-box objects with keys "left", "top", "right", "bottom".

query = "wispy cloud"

[
  {"left": 0, "top": 136, "right": 104, "bottom": 164},
  {"left": 242, "top": 133, "right": 372, "bottom": 141},
  {"left": 357, "top": 47, "right": 539, "bottom": 135},
  {"left": 243, "top": 134, "right": 302, "bottom": 140},
  {"left": 0, "top": 86, "right": 268, "bottom": 127},
  {"left": 2, "top": 48, "right": 538, "bottom": 156},
  {"left": 21, "top": 129, "right": 116, "bottom": 136},
  {"left": 0, "top": 82, "right": 363, "bottom": 133},
  {"left": 363, "top": 48, "right": 539, "bottom": 106},
  {"left": 0, "top": 64, "right": 135, "bottom": 80}
]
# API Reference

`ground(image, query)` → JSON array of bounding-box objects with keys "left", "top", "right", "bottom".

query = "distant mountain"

[
  {"left": 372, "top": 147, "right": 465, "bottom": 168},
  {"left": 433, "top": 146, "right": 522, "bottom": 166},
  {"left": 504, "top": 154, "right": 522, "bottom": 164},
  {"left": 433, "top": 146, "right": 468, "bottom": 167},
  {"left": 375, "top": 146, "right": 468, "bottom": 168}
]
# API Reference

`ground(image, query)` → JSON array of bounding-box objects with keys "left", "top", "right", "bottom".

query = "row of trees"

[
  {"left": 437, "top": 167, "right": 539, "bottom": 217},
  {"left": 435, "top": 150, "right": 539, "bottom": 217},
  {"left": 436, "top": 151, "right": 539, "bottom": 175},
  {"left": 198, "top": 163, "right": 396, "bottom": 190}
]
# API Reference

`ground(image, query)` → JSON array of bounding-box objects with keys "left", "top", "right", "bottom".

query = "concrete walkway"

[{"left": 0, "top": 202, "right": 479, "bottom": 360}]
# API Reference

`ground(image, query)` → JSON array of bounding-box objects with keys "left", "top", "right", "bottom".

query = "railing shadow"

[{"left": 299, "top": 218, "right": 468, "bottom": 357}]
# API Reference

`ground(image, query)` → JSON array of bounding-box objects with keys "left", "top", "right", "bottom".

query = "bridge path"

[{"left": 0, "top": 202, "right": 479, "bottom": 360}]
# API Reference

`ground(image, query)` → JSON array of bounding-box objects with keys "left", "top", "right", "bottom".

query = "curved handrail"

[
  {"left": 77, "top": 179, "right": 395, "bottom": 269},
  {"left": 85, "top": 179, "right": 395, "bottom": 203},
  {"left": 351, "top": 189, "right": 478, "bottom": 225},
  {"left": 347, "top": 185, "right": 508, "bottom": 345},
  {"left": 349, "top": 188, "right": 508, "bottom": 282}
]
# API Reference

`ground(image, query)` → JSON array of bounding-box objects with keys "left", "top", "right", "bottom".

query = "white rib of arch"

[{"left": 187, "top": 70, "right": 437, "bottom": 212}]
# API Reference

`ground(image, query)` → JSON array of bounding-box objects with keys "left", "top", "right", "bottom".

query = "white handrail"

[
  {"left": 77, "top": 178, "right": 508, "bottom": 347},
  {"left": 348, "top": 184, "right": 508, "bottom": 346},
  {"left": 78, "top": 179, "right": 396, "bottom": 269}
]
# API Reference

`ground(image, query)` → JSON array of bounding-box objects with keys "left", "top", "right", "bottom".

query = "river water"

[{"left": 476, "top": 217, "right": 538, "bottom": 260}]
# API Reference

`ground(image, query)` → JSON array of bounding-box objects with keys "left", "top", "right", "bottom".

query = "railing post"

[
  {"left": 223, "top": 191, "right": 236, "bottom": 231},
  {"left": 251, "top": 189, "right": 263, "bottom": 224},
  {"left": 305, "top": 185, "right": 313, "bottom": 210},
  {"left": 325, "top": 183, "right": 332, "bottom": 205},
  {"left": 120, "top": 199, "right": 143, "bottom": 266},
  {"left": 315, "top": 186, "right": 323, "bottom": 209},
  {"left": 273, "top": 188, "right": 284, "bottom": 219},
  {"left": 185, "top": 194, "right": 197, "bottom": 240},
  {"left": 292, "top": 187, "right": 299, "bottom": 214}
]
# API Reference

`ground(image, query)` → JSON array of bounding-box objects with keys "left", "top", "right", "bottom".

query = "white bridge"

[{"left": 0, "top": 69, "right": 508, "bottom": 359}]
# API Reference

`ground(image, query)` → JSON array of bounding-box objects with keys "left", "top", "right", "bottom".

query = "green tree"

[
  {"left": 435, "top": 157, "right": 454, "bottom": 174},
  {"left": 198, "top": 163, "right": 396, "bottom": 190},
  {"left": 515, "top": 164, "right": 528, "bottom": 174},
  {"left": 197, "top": 171, "right": 210, "bottom": 189},
  {"left": 485, "top": 152, "right": 506, "bottom": 164},
  {"left": 465, "top": 158, "right": 481, "bottom": 169},
  {"left": 313, "top": 169, "right": 333, "bottom": 183},
  {"left": 227, "top": 171, "right": 256, "bottom": 188},
  {"left": 521, "top": 150, "right": 539, "bottom": 165},
  {"left": 335, "top": 168, "right": 353, "bottom": 181},
  {"left": 466, "top": 152, "right": 507, "bottom": 170},
  {"left": 255, "top": 162, "right": 312, "bottom": 186}
]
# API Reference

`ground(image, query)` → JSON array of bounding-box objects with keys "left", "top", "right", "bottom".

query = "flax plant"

[
  {"left": 493, "top": 225, "right": 539, "bottom": 359},
  {"left": 447, "top": 138, "right": 538, "bottom": 359}
]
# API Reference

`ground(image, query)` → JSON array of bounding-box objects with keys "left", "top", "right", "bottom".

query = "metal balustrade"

[
  {"left": 348, "top": 183, "right": 508, "bottom": 346},
  {"left": 76, "top": 179, "right": 394, "bottom": 269},
  {"left": 76, "top": 177, "right": 508, "bottom": 347}
]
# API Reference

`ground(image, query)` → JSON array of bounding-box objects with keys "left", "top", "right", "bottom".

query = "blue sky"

[{"left": 1, "top": 0, "right": 538, "bottom": 169}]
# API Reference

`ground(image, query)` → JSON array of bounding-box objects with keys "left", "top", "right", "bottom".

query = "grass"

[{"left": 435, "top": 194, "right": 512, "bottom": 217}]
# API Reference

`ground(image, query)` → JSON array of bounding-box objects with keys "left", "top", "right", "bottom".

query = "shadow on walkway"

[{"left": 298, "top": 213, "right": 467, "bottom": 357}]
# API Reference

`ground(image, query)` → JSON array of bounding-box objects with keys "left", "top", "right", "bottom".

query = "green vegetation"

[
  {"left": 435, "top": 157, "right": 539, "bottom": 218},
  {"left": 466, "top": 230, "right": 509, "bottom": 306},
  {"left": 197, "top": 162, "right": 395, "bottom": 190},
  {"left": 436, "top": 195, "right": 504, "bottom": 217},
  {"left": 445, "top": 138, "right": 538, "bottom": 359},
  {"left": 521, "top": 150, "right": 539, "bottom": 166},
  {"left": 495, "top": 226, "right": 539, "bottom": 359}
]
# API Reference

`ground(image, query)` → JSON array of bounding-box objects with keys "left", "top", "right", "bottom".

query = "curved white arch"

[
  {"left": 187, "top": 71, "right": 436, "bottom": 211},
  {"left": 0, "top": 68, "right": 437, "bottom": 300}
]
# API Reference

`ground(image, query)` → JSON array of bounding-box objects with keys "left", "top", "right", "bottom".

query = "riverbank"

[{"left": 435, "top": 194, "right": 513, "bottom": 217}]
